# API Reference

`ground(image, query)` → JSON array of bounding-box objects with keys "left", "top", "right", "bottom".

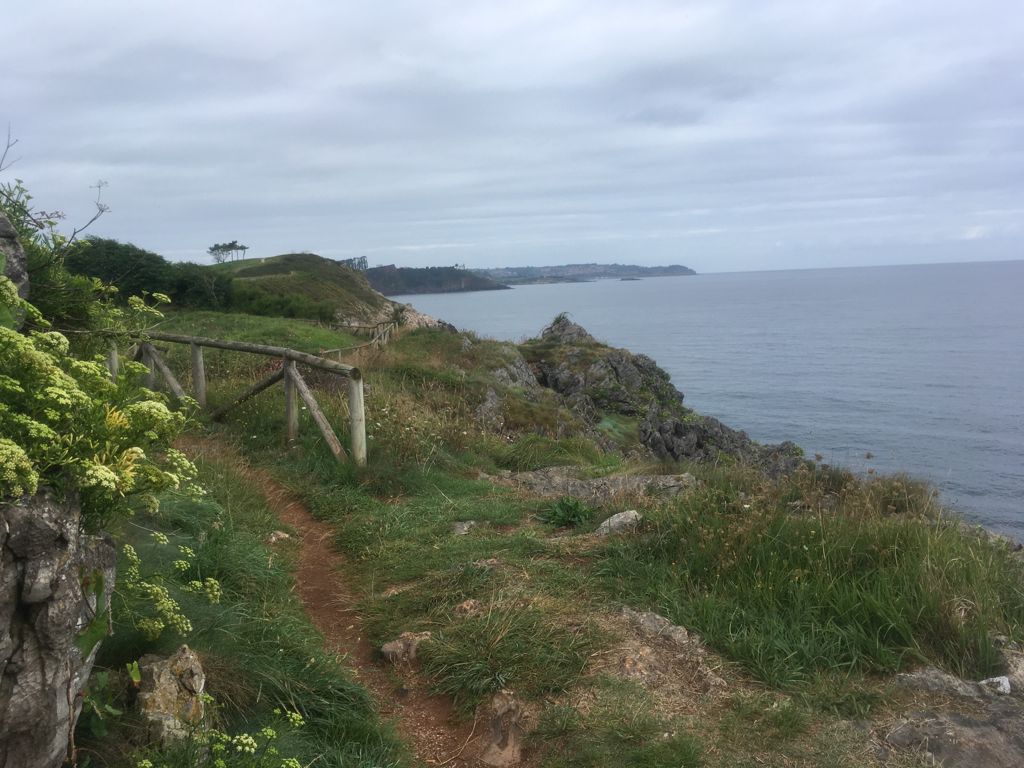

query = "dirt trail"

[{"left": 179, "top": 436, "right": 482, "bottom": 767}]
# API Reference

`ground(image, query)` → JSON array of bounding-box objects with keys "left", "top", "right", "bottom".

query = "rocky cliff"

[
  {"left": 520, "top": 315, "right": 804, "bottom": 474},
  {"left": 0, "top": 491, "right": 116, "bottom": 768}
]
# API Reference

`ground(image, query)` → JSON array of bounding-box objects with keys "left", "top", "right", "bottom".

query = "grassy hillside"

[
  {"left": 98, "top": 307, "right": 1024, "bottom": 768},
  {"left": 214, "top": 253, "right": 394, "bottom": 322}
]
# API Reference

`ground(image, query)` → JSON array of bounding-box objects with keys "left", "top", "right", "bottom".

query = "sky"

[{"left": 2, "top": 1, "right": 1022, "bottom": 273}]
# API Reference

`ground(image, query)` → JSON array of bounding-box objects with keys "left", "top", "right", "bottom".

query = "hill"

[
  {"left": 214, "top": 252, "right": 395, "bottom": 322},
  {"left": 365, "top": 264, "right": 510, "bottom": 295},
  {"left": 475, "top": 262, "right": 697, "bottom": 284}
]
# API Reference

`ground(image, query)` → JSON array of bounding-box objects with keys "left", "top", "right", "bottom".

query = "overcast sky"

[{"left": 2, "top": 1, "right": 1022, "bottom": 272}]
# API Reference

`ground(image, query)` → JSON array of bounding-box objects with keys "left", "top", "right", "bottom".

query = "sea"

[{"left": 396, "top": 261, "right": 1024, "bottom": 537}]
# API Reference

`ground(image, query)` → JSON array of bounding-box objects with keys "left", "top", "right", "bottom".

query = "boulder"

[
  {"left": 136, "top": 645, "right": 206, "bottom": 744},
  {"left": 621, "top": 606, "right": 690, "bottom": 646},
  {"left": 479, "top": 689, "right": 525, "bottom": 767},
  {"left": 0, "top": 490, "right": 116, "bottom": 768},
  {"left": 451, "top": 521, "right": 477, "bottom": 536},
  {"left": 596, "top": 510, "right": 643, "bottom": 536},
  {"left": 380, "top": 631, "right": 432, "bottom": 664}
]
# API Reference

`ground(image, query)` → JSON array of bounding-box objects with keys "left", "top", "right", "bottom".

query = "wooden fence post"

[
  {"left": 143, "top": 345, "right": 157, "bottom": 390},
  {"left": 191, "top": 343, "right": 207, "bottom": 407},
  {"left": 349, "top": 373, "right": 367, "bottom": 467},
  {"left": 106, "top": 340, "right": 119, "bottom": 382},
  {"left": 284, "top": 360, "right": 298, "bottom": 446}
]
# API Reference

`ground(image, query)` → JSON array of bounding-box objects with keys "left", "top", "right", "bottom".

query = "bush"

[{"left": 540, "top": 496, "right": 594, "bottom": 527}]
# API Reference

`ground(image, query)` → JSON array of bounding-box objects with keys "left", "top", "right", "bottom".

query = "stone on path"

[{"left": 596, "top": 510, "right": 643, "bottom": 535}]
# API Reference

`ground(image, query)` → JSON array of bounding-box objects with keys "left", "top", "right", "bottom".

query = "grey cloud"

[{"left": 2, "top": 0, "right": 1022, "bottom": 271}]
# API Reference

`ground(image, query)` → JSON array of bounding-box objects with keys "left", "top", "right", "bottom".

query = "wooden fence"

[
  {"left": 107, "top": 331, "right": 366, "bottom": 466},
  {"left": 318, "top": 321, "right": 397, "bottom": 360}
]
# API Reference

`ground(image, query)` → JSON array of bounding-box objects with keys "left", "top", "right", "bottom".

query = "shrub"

[{"left": 540, "top": 496, "right": 593, "bottom": 527}]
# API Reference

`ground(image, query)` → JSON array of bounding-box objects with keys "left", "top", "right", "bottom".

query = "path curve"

[{"left": 180, "top": 435, "right": 482, "bottom": 767}]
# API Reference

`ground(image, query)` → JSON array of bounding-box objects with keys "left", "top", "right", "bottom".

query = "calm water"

[{"left": 398, "top": 261, "right": 1024, "bottom": 537}]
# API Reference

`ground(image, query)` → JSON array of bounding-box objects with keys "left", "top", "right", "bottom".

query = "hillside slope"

[{"left": 215, "top": 252, "right": 396, "bottom": 323}]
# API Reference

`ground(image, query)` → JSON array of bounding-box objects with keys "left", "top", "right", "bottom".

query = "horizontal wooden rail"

[{"left": 145, "top": 331, "right": 360, "bottom": 379}]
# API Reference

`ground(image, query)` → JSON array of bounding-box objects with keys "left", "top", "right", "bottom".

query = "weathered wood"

[
  {"left": 190, "top": 343, "right": 207, "bottom": 407},
  {"left": 144, "top": 343, "right": 187, "bottom": 401},
  {"left": 348, "top": 374, "right": 367, "bottom": 467},
  {"left": 145, "top": 331, "right": 358, "bottom": 377},
  {"left": 210, "top": 368, "right": 285, "bottom": 421},
  {"left": 284, "top": 360, "right": 298, "bottom": 446},
  {"left": 106, "top": 340, "right": 119, "bottom": 382},
  {"left": 289, "top": 367, "right": 348, "bottom": 462},
  {"left": 142, "top": 345, "right": 157, "bottom": 390}
]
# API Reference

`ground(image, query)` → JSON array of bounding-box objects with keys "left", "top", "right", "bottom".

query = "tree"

[{"left": 207, "top": 240, "right": 250, "bottom": 262}]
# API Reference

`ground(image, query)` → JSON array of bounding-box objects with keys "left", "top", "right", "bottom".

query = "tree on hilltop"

[{"left": 208, "top": 240, "right": 249, "bottom": 263}]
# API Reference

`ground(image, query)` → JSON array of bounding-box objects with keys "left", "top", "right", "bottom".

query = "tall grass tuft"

[{"left": 599, "top": 480, "right": 1024, "bottom": 687}]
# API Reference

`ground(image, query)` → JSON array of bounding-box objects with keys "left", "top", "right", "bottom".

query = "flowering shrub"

[
  {"left": 0, "top": 276, "right": 194, "bottom": 527},
  {"left": 132, "top": 703, "right": 308, "bottom": 768}
]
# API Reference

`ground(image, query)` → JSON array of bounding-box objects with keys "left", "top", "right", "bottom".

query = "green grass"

[
  {"left": 211, "top": 252, "right": 392, "bottom": 320},
  {"left": 88, "top": 452, "right": 405, "bottom": 768},
  {"left": 597, "top": 481, "right": 1024, "bottom": 687},
  {"left": 534, "top": 678, "right": 703, "bottom": 768},
  {"left": 418, "top": 600, "right": 598, "bottom": 712}
]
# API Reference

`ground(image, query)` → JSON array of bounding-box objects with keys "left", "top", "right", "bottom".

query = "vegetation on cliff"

[{"left": 365, "top": 264, "right": 510, "bottom": 295}]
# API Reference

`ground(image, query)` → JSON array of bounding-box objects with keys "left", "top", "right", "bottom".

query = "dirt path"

[{"left": 179, "top": 436, "right": 482, "bottom": 767}]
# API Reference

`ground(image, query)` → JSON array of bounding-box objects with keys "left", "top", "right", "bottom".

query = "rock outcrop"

[
  {"left": 522, "top": 316, "right": 805, "bottom": 474},
  {"left": 0, "top": 212, "right": 28, "bottom": 300},
  {"left": 0, "top": 490, "right": 116, "bottom": 768},
  {"left": 479, "top": 689, "right": 525, "bottom": 767},
  {"left": 639, "top": 405, "right": 805, "bottom": 477},
  {"left": 524, "top": 316, "right": 682, "bottom": 419},
  {"left": 136, "top": 645, "right": 207, "bottom": 744}
]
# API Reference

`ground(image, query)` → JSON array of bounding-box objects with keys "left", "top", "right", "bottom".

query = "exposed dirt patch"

[{"left": 177, "top": 435, "right": 485, "bottom": 767}]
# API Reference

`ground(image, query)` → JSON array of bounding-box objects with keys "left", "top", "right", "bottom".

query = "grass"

[
  {"left": 534, "top": 678, "right": 703, "bottom": 768},
  {"left": 597, "top": 477, "right": 1024, "bottom": 687},
  {"left": 419, "top": 599, "right": 598, "bottom": 712},
  {"left": 86, "top": 451, "right": 405, "bottom": 768}
]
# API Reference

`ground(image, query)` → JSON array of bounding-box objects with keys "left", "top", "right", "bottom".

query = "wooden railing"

[
  {"left": 107, "top": 332, "right": 366, "bottom": 466},
  {"left": 318, "top": 321, "right": 397, "bottom": 359}
]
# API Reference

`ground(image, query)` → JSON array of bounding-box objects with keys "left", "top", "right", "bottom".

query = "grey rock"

[
  {"left": 596, "top": 510, "right": 643, "bottom": 535},
  {"left": 621, "top": 606, "right": 691, "bottom": 646},
  {"left": 480, "top": 689, "right": 525, "bottom": 767},
  {"left": 491, "top": 346, "right": 539, "bottom": 390},
  {"left": 266, "top": 530, "right": 291, "bottom": 545},
  {"left": 451, "top": 521, "right": 477, "bottom": 536},
  {"left": 137, "top": 645, "right": 207, "bottom": 744},
  {"left": 0, "top": 490, "right": 116, "bottom": 768},
  {"left": 896, "top": 666, "right": 996, "bottom": 700},
  {"left": 540, "top": 315, "right": 596, "bottom": 345},
  {"left": 380, "top": 631, "right": 432, "bottom": 663},
  {"left": 475, "top": 388, "right": 505, "bottom": 432},
  {"left": 0, "top": 212, "right": 29, "bottom": 305},
  {"left": 886, "top": 710, "right": 1024, "bottom": 768},
  {"left": 981, "top": 676, "right": 1012, "bottom": 695},
  {"left": 640, "top": 404, "right": 804, "bottom": 477}
]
